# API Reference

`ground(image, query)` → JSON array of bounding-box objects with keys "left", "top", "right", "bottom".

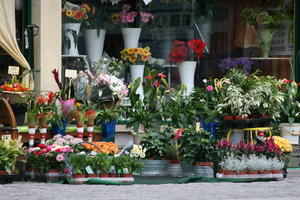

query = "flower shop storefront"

[{"left": 0, "top": 0, "right": 300, "bottom": 184}]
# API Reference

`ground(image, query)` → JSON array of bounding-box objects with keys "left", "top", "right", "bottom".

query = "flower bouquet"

[{"left": 168, "top": 39, "right": 206, "bottom": 94}]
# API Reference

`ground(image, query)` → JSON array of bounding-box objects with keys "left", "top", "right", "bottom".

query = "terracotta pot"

[
  {"left": 109, "top": 173, "right": 118, "bottom": 177},
  {"left": 235, "top": 115, "right": 247, "bottom": 120},
  {"left": 262, "top": 115, "right": 272, "bottom": 119},
  {"left": 236, "top": 171, "right": 247, "bottom": 175},
  {"left": 0, "top": 170, "right": 8, "bottom": 175},
  {"left": 247, "top": 171, "right": 259, "bottom": 175},
  {"left": 272, "top": 170, "right": 282, "bottom": 174},
  {"left": 195, "top": 162, "right": 213, "bottom": 166},
  {"left": 223, "top": 170, "right": 235, "bottom": 175},
  {"left": 47, "top": 169, "right": 59, "bottom": 173},
  {"left": 259, "top": 170, "right": 271, "bottom": 174},
  {"left": 218, "top": 170, "right": 225, "bottom": 174},
  {"left": 86, "top": 174, "right": 97, "bottom": 178},
  {"left": 72, "top": 174, "right": 85, "bottom": 178},
  {"left": 122, "top": 174, "right": 133, "bottom": 178},
  {"left": 224, "top": 115, "right": 234, "bottom": 120},
  {"left": 99, "top": 173, "right": 110, "bottom": 177}
]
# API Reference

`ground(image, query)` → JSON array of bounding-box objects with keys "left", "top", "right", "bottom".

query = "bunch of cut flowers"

[
  {"left": 120, "top": 47, "right": 151, "bottom": 64},
  {"left": 62, "top": 2, "right": 90, "bottom": 23}
]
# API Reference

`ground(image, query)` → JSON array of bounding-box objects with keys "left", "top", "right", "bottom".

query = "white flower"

[
  {"left": 110, "top": 0, "right": 121, "bottom": 5},
  {"left": 203, "top": 79, "right": 207, "bottom": 83}
]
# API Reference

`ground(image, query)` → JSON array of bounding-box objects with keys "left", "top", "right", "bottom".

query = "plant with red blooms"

[
  {"left": 126, "top": 67, "right": 169, "bottom": 131},
  {"left": 27, "top": 143, "right": 73, "bottom": 172},
  {"left": 168, "top": 39, "right": 206, "bottom": 63},
  {"left": 51, "top": 69, "right": 71, "bottom": 100},
  {"left": 0, "top": 76, "right": 30, "bottom": 92},
  {"left": 279, "top": 79, "right": 300, "bottom": 123}
]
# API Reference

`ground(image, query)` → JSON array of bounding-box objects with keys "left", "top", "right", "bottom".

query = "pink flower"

[
  {"left": 140, "top": 12, "right": 153, "bottom": 23},
  {"left": 46, "top": 144, "right": 55, "bottom": 152},
  {"left": 174, "top": 128, "right": 184, "bottom": 140},
  {"left": 126, "top": 11, "right": 137, "bottom": 23},
  {"left": 119, "top": 10, "right": 127, "bottom": 23},
  {"left": 56, "top": 153, "right": 64, "bottom": 162},
  {"left": 64, "top": 168, "right": 70, "bottom": 174},
  {"left": 206, "top": 85, "right": 214, "bottom": 91}
]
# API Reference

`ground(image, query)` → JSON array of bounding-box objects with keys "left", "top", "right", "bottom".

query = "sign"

[
  {"left": 1, "top": 135, "right": 11, "bottom": 140},
  {"left": 8, "top": 66, "right": 20, "bottom": 75},
  {"left": 65, "top": 69, "right": 77, "bottom": 79},
  {"left": 143, "top": 0, "right": 152, "bottom": 5}
]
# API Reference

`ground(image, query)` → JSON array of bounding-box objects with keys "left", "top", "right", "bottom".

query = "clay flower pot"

[
  {"left": 122, "top": 174, "right": 133, "bottom": 178},
  {"left": 224, "top": 115, "right": 234, "bottom": 120},
  {"left": 86, "top": 174, "right": 97, "bottom": 178},
  {"left": 99, "top": 173, "right": 110, "bottom": 178}
]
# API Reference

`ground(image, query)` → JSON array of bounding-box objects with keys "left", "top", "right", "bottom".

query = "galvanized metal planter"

[{"left": 140, "top": 160, "right": 170, "bottom": 176}]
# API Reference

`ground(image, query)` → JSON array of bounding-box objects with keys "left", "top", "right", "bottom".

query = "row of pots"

[
  {"left": 223, "top": 115, "right": 272, "bottom": 121},
  {"left": 217, "top": 170, "right": 283, "bottom": 179}
]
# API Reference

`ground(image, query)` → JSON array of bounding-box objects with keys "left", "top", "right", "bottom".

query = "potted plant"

[
  {"left": 179, "top": 128, "right": 215, "bottom": 178},
  {"left": 118, "top": 3, "right": 154, "bottom": 49},
  {"left": 168, "top": 39, "right": 206, "bottom": 95},
  {"left": 113, "top": 155, "right": 143, "bottom": 178},
  {"left": 278, "top": 80, "right": 300, "bottom": 144},
  {"left": 241, "top": 2, "right": 287, "bottom": 57},
  {"left": 62, "top": 2, "right": 90, "bottom": 56},
  {"left": 68, "top": 154, "right": 87, "bottom": 184},
  {"left": 0, "top": 139, "right": 23, "bottom": 175},
  {"left": 218, "top": 153, "right": 236, "bottom": 178},
  {"left": 94, "top": 153, "right": 112, "bottom": 177}
]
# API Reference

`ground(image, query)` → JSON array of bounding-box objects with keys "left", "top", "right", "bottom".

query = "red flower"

[
  {"left": 38, "top": 143, "right": 47, "bottom": 149},
  {"left": 158, "top": 73, "right": 167, "bottom": 78},
  {"left": 297, "top": 82, "right": 300, "bottom": 87},
  {"left": 168, "top": 44, "right": 188, "bottom": 63},
  {"left": 74, "top": 11, "right": 83, "bottom": 20},
  {"left": 47, "top": 92, "right": 55, "bottom": 104},
  {"left": 174, "top": 128, "right": 184, "bottom": 140},
  {"left": 153, "top": 80, "right": 160, "bottom": 88},
  {"left": 85, "top": 109, "right": 95, "bottom": 116},
  {"left": 146, "top": 74, "right": 153, "bottom": 80},
  {"left": 51, "top": 69, "right": 62, "bottom": 90},
  {"left": 188, "top": 39, "right": 206, "bottom": 59},
  {"left": 36, "top": 96, "right": 46, "bottom": 105},
  {"left": 283, "top": 79, "right": 293, "bottom": 83}
]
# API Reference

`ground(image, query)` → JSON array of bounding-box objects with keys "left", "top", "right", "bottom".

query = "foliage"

[
  {"left": 51, "top": 69, "right": 72, "bottom": 100},
  {"left": 195, "top": 0, "right": 220, "bottom": 20},
  {"left": 68, "top": 154, "right": 87, "bottom": 174},
  {"left": 139, "top": 128, "right": 174, "bottom": 159},
  {"left": 112, "top": 155, "right": 144, "bottom": 174},
  {"left": 0, "top": 140, "right": 23, "bottom": 174},
  {"left": 94, "top": 153, "right": 112, "bottom": 173},
  {"left": 279, "top": 80, "right": 300, "bottom": 123},
  {"left": 178, "top": 128, "right": 216, "bottom": 164},
  {"left": 90, "top": 56, "right": 126, "bottom": 78},
  {"left": 96, "top": 106, "right": 120, "bottom": 123}
]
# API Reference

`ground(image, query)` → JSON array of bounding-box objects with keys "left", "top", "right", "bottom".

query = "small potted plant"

[
  {"left": 68, "top": 154, "right": 87, "bottom": 184},
  {"left": 113, "top": 155, "right": 143, "bottom": 178},
  {"left": 94, "top": 153, "right": 112, "bottom": 177},
  {"left": 0, "top": 139, "right": 23, "bottom": 175}
]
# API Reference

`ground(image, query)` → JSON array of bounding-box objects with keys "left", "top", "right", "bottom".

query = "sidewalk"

[{"left": 0, "top": 176, "right": 300, "bottom": 200}]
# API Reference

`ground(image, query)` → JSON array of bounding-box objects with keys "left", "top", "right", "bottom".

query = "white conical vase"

[
  {"left": 178, "top": 61, "right": 197, "bottom": 95},
  {"left": 121, "top": 28, "right": 142, "bottom": 49},
  {"left": 84, "top": 29, "right": 106, "bottom": 62},
  {"left": 130, "top": 64, "right": 144, "bottom": 99},
  {"left": 63, "top": 23, "right": 81, "bottom": 56},
  {"left": 257, "top": 29, "right": 276, "bottom": 57}
]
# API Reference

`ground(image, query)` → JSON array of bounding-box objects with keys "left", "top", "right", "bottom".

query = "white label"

[
  {"left": 85, "top": 166, "right": 94, "bottom": 174},
  {"left": 143, "top": 0, "right": 152, "bottom": 5},
  {"left": 8, "top": 66, "right": 20, "bottom": 75},
  {"left": 65, "top": 69, "right": 77, "bottom": 79},
  {"left": 195, "top": 122, "right": 201, "bottom": 131}
]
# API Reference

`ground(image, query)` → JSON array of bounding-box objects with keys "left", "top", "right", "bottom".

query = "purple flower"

[{"left": 218, "top": 57, "right": 253, "bottom": 75}]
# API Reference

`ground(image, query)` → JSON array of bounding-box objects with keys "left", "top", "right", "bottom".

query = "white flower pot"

[
  {"left": 121, "top": 28, "right": 142, "bottom": 49},
  {"left": 279, "top": 123, "right": 300, "bottom": 144},
  {"left": 130, "top": 64, "right": 145, "bottom": 99},
  {"left": 178, "top": 61, "right": 197, "bottom": 95},
  {"left": 84, "top": 29, "right": 106, "bottom": 62},
  {"left": 63, "top": 23, "right": 81, "bottom": 56}
]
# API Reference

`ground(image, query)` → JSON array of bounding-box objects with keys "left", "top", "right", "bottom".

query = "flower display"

[
  {"left": 267, "top": 136, "right": 293, "bottom": 153},
  {"left": 218, "top": 57, "right": 253, "bottom": 75},
  {"left": 82, "top": 142, "right": 119, "bottom": 155},
  {"left": 168, "top": 39, "right": 205, "bottom": 63},
  {"left": 46, "top": 134, "right": 83, "bottom": 147},
  {"left": 62, "top": 3, "right": 90, "bottom": 23},
  {"left": 120, "top": 47, "right": 151, "bottom": 64},
  {"left": 126, "top": 144, "right": 146, "bottom": 159},
  {"left": 0, "top": 76, "right": 30, "bottom": 92},
  {"left": 118, "top": 4, "right": 153, "bottom": 28}
]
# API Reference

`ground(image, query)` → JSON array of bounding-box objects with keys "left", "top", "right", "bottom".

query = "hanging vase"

[
  {"left": 130, "top": 64, "right": 145, "bottom": 99},
  {"left": 100, "top": 120, "right": 116, "bottom": 142},
  {"left": 121, "top": 28, "right": 142, "bottom": 49},
  {"left": 178, "top": 61, "right": 197, "bottom": 95},
  {"left": 84, "top": 29, "right": 106, "bottom": 62},
  {"left": 257, "top": 29, "right": 276, "bottom": 57},
  {"left": 63, "top": 23, "right": 81, "bottom": 56}
]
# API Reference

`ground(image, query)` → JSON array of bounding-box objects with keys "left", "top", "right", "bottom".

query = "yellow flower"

[
  {"left": 129, "top": 55, "right": 137, "bottom": 63},
  {"left": 111, "top": 13, "right": 120, "bottom": 24},
  {"left": 65, "top": 10, "right": 74, "bottom": 17},
  {"left": 144, "top": 46, "right": 150, "bottom": 51},
  {"left": 127, "top": 48, "right": 135, "bottom": 54},
  {"left": 268, "top": 136, "right": 293, "bottom": 153},
  {"left": 141, "top": 56, "right": 149, "bottom": 62},
  {"left": 81, "top": 4, "right": 91, "bottom": 12}
]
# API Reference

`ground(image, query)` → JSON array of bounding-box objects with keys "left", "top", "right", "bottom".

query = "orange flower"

[
  {"left": 74, "top": 11, "right": 83, "bottom": 20},
  {"left": 141, "top": 56, "right": 149, "bottom": 62},
  {"left": 81, "top": 4, "right": 91, "bottom": 12}
]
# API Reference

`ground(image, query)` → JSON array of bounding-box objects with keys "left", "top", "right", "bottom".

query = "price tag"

[
  {"left": 8, "top": 66, "right": 20, "bottom": 75},
  {"left": 65, "top": 69, "right": 77, "bottom": 79},
  {"left": 1, "top": 134, "right": 11, "bottom": 140},
  {"left": 85, "top": 166, "right": 94, "bottom": 175},
  {"left": 143, "top": 0, "right": 152, "bottom": 5}
]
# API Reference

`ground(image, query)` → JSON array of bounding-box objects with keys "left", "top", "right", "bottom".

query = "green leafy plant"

[
  {"left": 94, "top": 153, "right": 112, "bottom": 173},
  {"left": 0, "top": 140, "right": 23, "bottom": 174},
  {"left": 69, "top": 154, "right": 87, "bottom": 174},
  {"left": 112, "top": 155, "right": 143, "bottom": 174},
  {"left": 178, "top": 128, "right": 216, "bottom": 164}
]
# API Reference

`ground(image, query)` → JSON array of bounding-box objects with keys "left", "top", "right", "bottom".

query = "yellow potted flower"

[{"left": 120, "top": 47, "right": 151, "bottom": 98}]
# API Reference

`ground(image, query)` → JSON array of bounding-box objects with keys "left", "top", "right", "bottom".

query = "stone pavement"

[{"left": 0, "top": 176, "right": 300, "bottom": 200}]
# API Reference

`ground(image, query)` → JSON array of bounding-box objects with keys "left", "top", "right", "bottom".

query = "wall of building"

[{"left": 32, "top": 0, "right": 61, "bottom": 92}]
